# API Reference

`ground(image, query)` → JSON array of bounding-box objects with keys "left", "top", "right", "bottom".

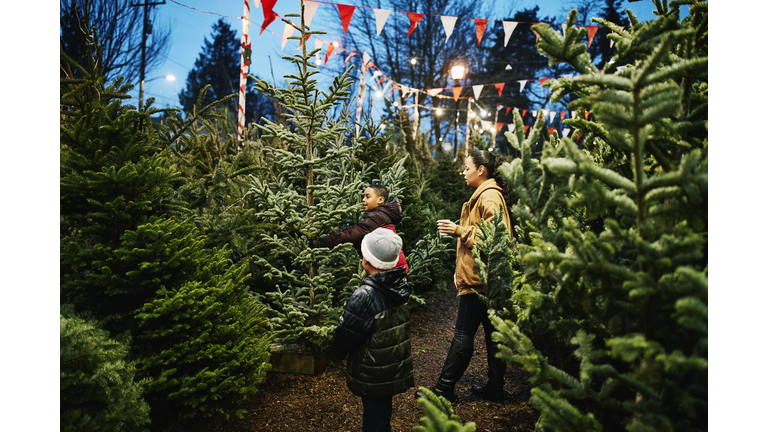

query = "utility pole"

[{"left": 131, "top": 0, "right": 166, "bottom": 111}]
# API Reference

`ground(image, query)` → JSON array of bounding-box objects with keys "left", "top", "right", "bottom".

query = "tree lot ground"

[{"left": 186, "top": 281, "right": 539, "bottom": 432}]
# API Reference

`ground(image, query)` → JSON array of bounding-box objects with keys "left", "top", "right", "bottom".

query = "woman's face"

[{"left": 463, "top": 156, "right": 487, "bottom": 188}]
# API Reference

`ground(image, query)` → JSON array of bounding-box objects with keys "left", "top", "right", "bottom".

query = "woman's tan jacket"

[{"left": 452, "top": 178, "right": 513, "bottom": 296}]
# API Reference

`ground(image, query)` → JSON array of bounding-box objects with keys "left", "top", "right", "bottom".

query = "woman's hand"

[{"left": 437, "top": 220, "right": 458, "bottom": 236}]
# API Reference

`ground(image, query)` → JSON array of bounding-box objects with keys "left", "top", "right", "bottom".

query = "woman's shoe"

[{"left": 470, "top": 384, "right": 505, "bottom": 402}]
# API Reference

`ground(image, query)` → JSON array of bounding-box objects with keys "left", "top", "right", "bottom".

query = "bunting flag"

[
  {"left": 549, "top": 110, "right": 556, "bottom": 123},
  {"left": 344, "top": 51, "right": 356, "bottom": 65},
  {"left": 427, "top": 88, "right": 442, "bottom": 97},
  {"left": 534, "top": 23, "right": 540, "bottom": 44},
  {"left": 496, "top": 122, "right": 504, "bottom": 132},
  {"left": 314, "top": 38, "right": 324, "bottom": 63},
  {"left": 518, "top": 80, "right": 527, "bottom": 93},
  {"left": 522, "top": 109, "right": 528, "bottom": 118},
  {"left": 481, "top": 120, "right": 492, "bottom": 130},
  {"left": 407, "top": 13, "right": 424, "bottom": 36},
  {"left": 472, "top": 85, "right": 483, "bottom": 100},
  {"left": 373, "top": 8, "right": 391, "bottom": 36},
  {"left": 254, "top": 0, "right": 260, "bottom": 7},
  {"left": 503, "top": 21, "right": 518, "bottom": 47},
  {"left": 585, "top": 110, "right": 590, "bottom": 119},
  {"left": 376, "top": 76, "right": 385, "bottom": 85},
  {"left": 530, "top": 110, "right": 537, "bottom": 118},
  {"left": 539, "top": 77, "right": 550, "bottom": 87},
  {"left": 474, "top": 19, "right": 488, "bottom": 45},
  {"left": 524, "top": 125, "right": 530, "bottom": 133},
  {"left": 586, "top": 25, "right": 599, "bottom": 47},
  {"left": 238, "top": 0, "right": 251, "bottom": 139},
  {"left": 562, "top": 127, "right": 571, "bottom": 137},
  {"left": 441, "top": 16, "right": 457, "bottom": 43},
  {"left": 355, "top": 59, "right": 365, "bottom": 135},
  {"left": 324, "top": 43, "right": 336, "bottom": 64},
  {"left": 304, "top": 0, "right": 320, "bottom": 28},
  {"left": 560, "top": 111, "right": 566, "bottom": 121},
  {"left": 452, "top": 87, "right": 462, "bottom": 102},
  {"left": 541, "top": 109, "right": 549, "bottom": 120},
  {"left": 281, "top": 23, "right": 295, "bottom": 50},
  {"left": 507, "top": 123, "right": 514, "bottom": 133},
  {"left": 337, "top": 4, "right": 356, "bottom": 33},
  {"left": 505, "top": 107, "right": 511, "bottom": 116},
  {"left": 571, "top": 110, "right": 577, "bottom": 119},
  {"left": 261, "top": 0, "right": 276, "bottom": 20},
  {"left": 362, "top": 52, "right": 371, "bottom": 68},
  {"left": 261, "top": 10, "right": 278, "bottom": 34},
  {"left": 562, "top": 23, "right": 567, "bottom": 37},
  {"left": 494, "top": 83, "right": 505, "bottom": 96}
]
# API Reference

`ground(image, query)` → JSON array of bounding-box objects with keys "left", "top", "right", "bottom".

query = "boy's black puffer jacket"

[{"left": 331, "top": 267, "right": 414, "bottom": 398}]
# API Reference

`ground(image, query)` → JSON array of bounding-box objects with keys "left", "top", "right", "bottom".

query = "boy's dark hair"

[{"left": 368, "top": 184, "right": 389, "bottom": 202}]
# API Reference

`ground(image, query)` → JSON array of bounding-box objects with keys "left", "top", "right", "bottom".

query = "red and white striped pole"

[
  {"left": 237, "top": 0, "right": 252, "bottom": 141},
  {"left": 355, "top": 54, "right": 367, "bottom": 137}
]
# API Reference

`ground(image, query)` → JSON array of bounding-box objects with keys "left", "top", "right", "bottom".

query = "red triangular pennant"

[
  {"left": 337, "top": 5, "right": 356, "bottom": 33},
  {"left": 533, "top": 23, "right": 540, "bottom": 44},
  {"left": 262, "top": 0, "right": 277, "bottom": 21},
  {"left": 496, "top": 122, "right": 504, "bottom": 132},
  {"left": 407, "top": 13, "right": 424, "bottom": 36},
  {"left": 585, "top": 110, "right": 590, "bottom": 119},
  {"left": 364, "top": 61, "right": 375, "bottom": 71},
  {"left": 452, "top": 87, "right": 462, "bottom": 102},
  {"left": 586, "top": 25, "right": 599, "bottom": 48},
  {"left": 538, "top": 77, "right": 550, "bottom": 87},
  {"left": 494, "top": 83, "right": 505, "bottom": 96},
  {"left": 560, "top": 111, "right": 566, "bottom": 121},
  {"left": 474, "top": 19, "right": 488, "bottom": 45},
  {"left": 260, "top": 10, "right": 278, "bottom": 35},
  {"left": 324, "top": 44, "right": 336, "bottom": 64},
  {"left": 549, "top": 127, "right": 557, "bottom": 135},
  {"left": 377, "top": 76, "right": 386, "bottom": 85},
  {"left": 522, "top": 109, "right": 528, "bottom": 118},
  {"left": 524, "top": 125, "right": 530, "bottom": 133},
  {"left": 505, "top": 107, "right": 511, "bottom": 116}
]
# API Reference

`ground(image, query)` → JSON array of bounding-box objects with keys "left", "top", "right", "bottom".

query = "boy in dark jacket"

[
  {"left": 310, "top": 184, "right": 408, "bottom": 271},
  {"left": 331, "top": 228, "right": 414, "bottom": 432}
]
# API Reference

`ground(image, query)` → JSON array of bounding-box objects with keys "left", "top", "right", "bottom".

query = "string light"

[{"left": 435, "top": 108, "right": 443, "bottom": 115}]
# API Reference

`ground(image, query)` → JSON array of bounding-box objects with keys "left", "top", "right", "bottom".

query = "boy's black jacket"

[
  {"left": 331, "top": 266, "right": 414, "bottom": 398},
  {"left": 312, "top": 198, "right": 403, "bottom": 252}
]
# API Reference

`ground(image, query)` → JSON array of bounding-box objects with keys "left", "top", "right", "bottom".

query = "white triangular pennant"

[
  {"left": 253, "top": 0, "right": 261, "bottom": 8},
  {"left": 441, "top": 16, "right": 458, "bottom": 43},
  {"left": 549, "top": 110, "right": 556, "bottom": 123},
  {"left": 373, "top": 9, "right": 392, "bottom": 36},
  {"left": 518, "top": 80, "right": 527, "bottom": 92},
  {"left": 610, "top": 26, "right": 625, "bottom": 48},
  {"left": 530, "top": 110, "right": 537, "bottom": 118},
  {"left": 472, "top": 85, "right": 483, "bottom": 100},
  {"left": 571, "top": 110, "right": 577, "bottom": 119},
  {"left": 281, "top": 23, "right": 295, "bottom": 50},
  {"left": 304, "top": 1, "right": 320, "bottom": 28},
  {"left": 481, "top": 120, "right": 492, "bottom": 130},
  {"left": 562, "top": 128, "right": 571, "bottom": 137},
  {"left": 562, "top": 24, "right": 567, "bottom": 38},
  {"left": 363, "top": 52, "right": 371, "bottom": 67},
  {"left": 507, "top": 123, "right": 515, "bottom": 133},
  {"left": 314, "top": 38, "right": 324, "bottom": 63},
  {"left": 503, "top": 21, "right": 519, "bottom": 47},
  {"left": 427, "top": 88, "right": 442, "bottom": 97},
  {"left": 541, "top": 108, "right": 549, "bottom": 120}
]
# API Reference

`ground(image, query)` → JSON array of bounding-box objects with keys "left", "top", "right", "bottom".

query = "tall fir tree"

[
  {"left": 245, "top": 2, "right": 411, "bottom": 353},
  {"left": 60, "top": 28, "right": 272, "bottom": 430},
  {"left": 178, "top": 18, "right": 275, "bottom": 126},
  {"left": 485, "top": 2, "right": 708, "bottom": 430}
]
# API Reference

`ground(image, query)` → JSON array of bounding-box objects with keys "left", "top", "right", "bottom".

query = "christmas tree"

[
  {"left": 60, "top": 28, "right": 272, "bottom": 429},
  {"left": 487, "top": 2, "right": 708, "bottom": 430}
]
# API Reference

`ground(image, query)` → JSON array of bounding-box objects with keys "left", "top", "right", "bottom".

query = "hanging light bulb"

[
  {"left": 375, "top": 90, "right": 383, "bottom": 98},
  {"left": 435, "top": 108, "right": 443, "bottom": 116},
  {"left": 410, "top": 57, "right": 417, "bottom": 65}
]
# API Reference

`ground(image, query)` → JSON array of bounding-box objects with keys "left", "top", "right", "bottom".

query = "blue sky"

[{"left": 135, "top": 0, "right": 670, "bottom": 110}]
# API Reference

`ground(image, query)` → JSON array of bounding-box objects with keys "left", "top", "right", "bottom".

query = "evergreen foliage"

[
  {"left": 60, "top": 31, "right": 272, "bottom": 429},
  {"left": 486, "top": 2, "right": 707, "bottom": 430},
  {"left": 60, "top": 310, "right": 151, "bottom": 432},
  {"left": 413, "top": 387, "right": 477, "bottom": 432},
  {"left": 471, "top": 208, "right": 519, "bottom": 320}
]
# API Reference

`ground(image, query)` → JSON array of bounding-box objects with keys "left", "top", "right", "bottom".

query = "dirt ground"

[{"left": 189, "top": 283, "right": 539, "bottom": 431}]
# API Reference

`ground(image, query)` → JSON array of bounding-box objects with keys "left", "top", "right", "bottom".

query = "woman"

[{"left": 416, "top": 150, "right": 514, "bottom": 403}]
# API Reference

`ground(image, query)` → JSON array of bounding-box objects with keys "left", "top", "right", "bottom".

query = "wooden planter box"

[{"left": 269, "top": 343, "right": 333, "bottom": 375}]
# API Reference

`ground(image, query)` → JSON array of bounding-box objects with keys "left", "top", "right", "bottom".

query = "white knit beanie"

[{"left": 360, "top": 228, "right": 402, "bottom": 270}]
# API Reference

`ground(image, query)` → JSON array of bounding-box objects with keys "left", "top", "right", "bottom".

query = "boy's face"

[{"left": 362, "top": 187, "right": 385, "bottom": 212}]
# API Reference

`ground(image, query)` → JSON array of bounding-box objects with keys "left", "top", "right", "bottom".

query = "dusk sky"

[{"left": 134, "top": 0, "right": 671, "bottom": 110}]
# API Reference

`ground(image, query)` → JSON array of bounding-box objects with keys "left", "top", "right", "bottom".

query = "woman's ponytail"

[{"left": 469, "top": 150, "right": 514, "bottom": 207}]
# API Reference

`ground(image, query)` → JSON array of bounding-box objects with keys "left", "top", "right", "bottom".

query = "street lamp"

[
  {"left": 450, "top": 65, "right": 466, "bottom": 159},
  {"left": 139, "top": 74, "right": 175, "bottom": 110}
]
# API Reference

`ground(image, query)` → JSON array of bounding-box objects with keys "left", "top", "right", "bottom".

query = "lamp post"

[
  {"left": 139, "top": 74, "right": 175, "bottom": 110},
  {"left": 450, "top": 65, "right": 466, "bottom": 160}
]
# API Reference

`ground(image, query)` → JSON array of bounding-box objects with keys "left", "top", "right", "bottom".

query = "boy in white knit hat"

[{"left": 331, "top": 228, "right": 414, "bottom": 432}]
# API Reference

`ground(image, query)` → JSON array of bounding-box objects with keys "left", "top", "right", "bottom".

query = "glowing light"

[
  {"left": 315, "top": 57, "right": 322, "bottom": 65},
  {"left": 450, "top": 65, "right": 465, "bottom": 80},
  {"left": 480, "top": 110, "right": 487, "bottom": 117},
  {"left": 469, "top": 112, "right": 476, "bottom": 118},
  {"left": 410, "top": 57, "right": 417, "bottom": 65},
  {"left": 435, "top": 108, "right": 443, "bottom": 115},
  {"left": 375, "top": 90, "right": 383, "bottom": 98},
  {"left": 165, "top": 74, "right": 176, "bottom": 81},
  {"left": 332, "top": 41, "right": 339, "bottom": 47}
]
